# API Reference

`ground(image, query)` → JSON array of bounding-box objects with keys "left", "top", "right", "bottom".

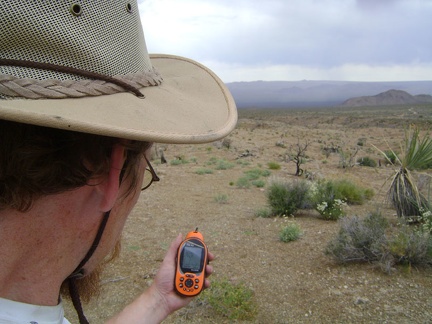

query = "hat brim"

[{"left": 0, "top": 54, "right": 237, "bottom": 144}]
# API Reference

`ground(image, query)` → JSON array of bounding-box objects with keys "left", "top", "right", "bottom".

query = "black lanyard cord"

[{"left": 67, "top": 210, "right": 111, "bottom": 324}]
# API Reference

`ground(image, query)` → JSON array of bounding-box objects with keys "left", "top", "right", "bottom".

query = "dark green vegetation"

[{"left": 263, "top": 178, "right": 374, "bottom": 220}]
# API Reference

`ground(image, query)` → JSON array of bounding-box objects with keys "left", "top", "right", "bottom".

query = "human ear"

[{"left": 99, "top": 144, "right": 126, "bottom": 212}]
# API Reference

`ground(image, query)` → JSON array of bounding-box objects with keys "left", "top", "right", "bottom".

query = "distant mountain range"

[
  {"left": 225, "top": 80, "right": 432, "bottom": 108},
  {"left": 341, "top": 89, "right": 432, "bottom": 107}
]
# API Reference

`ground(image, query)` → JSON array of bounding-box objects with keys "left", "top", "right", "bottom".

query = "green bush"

[
  {"left": 236, "top": 177, "right": 251, "bottom": 189},
  {"left": 267, "top": 161, "right": 281, "bottom": 170},
  {"left": 332, "top": 179, "right": 374, "bottom": 205},
  {"left": 170, "top": 157, "right": 189, "bottom": 165},
  {"left": 311, "top": 179, "right": 373, "bottom": 208},
  {"left": 357, "top": 138, "right": 366, "bottom": 146},
  {"left": 358, "top": 156, "right": 377, "bottom": 167},
  {"left": 267, "top": 180, "right": 311, "bottom": 216},
  {"left": 279, "top": 223, "right": 302, "bottom": 242},
  {"left": 255, "top": 207, "right": 272, "bottom": 218},
  {"left": 311, "top": 180, "right": 346, "bottom": 220},
  {"left": 244, "top": 168, "right": 271, "bottom": 180},
  {"left": 251, "top": 179, "right": 266, "bottom": 188},
  {"left": 235, "top": 169, "right": 270, "bottom": 189},
  {"left": 384, "top": 150, "right": 398, "bottom": 164},
  {"left": 214, "top": 194, "right": 228, "bottom": 204},
  {"left": 315, "top": 199, "right": 346, "bottom": 220},
  {"left": 215, "top": 159, "right": 235, "bottom": 170},
  {"left": 206, "top": 157, "right": 235, "bottom": 170},
  {"left": 199, "top": 279, "right": 257, "bottom": 320}
]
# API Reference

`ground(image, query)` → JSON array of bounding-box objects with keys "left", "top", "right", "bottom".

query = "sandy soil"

[{"left": 64, "top": 106, "right": 432, "bottom": 323}]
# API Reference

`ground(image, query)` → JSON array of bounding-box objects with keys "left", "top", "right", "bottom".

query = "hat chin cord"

[{"left": 67, "top": 210, "right": 111, "bottom": 324}]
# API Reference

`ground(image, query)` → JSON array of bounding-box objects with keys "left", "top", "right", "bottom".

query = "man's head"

[{"left": 0, "top": 1, "right": 237, "bottom": 318}]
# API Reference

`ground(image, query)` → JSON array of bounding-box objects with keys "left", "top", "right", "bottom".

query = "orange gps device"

[{"left": 175, "top": 228, "right": 208, "bottom": 296}]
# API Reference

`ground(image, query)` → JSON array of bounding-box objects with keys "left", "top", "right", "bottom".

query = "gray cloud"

[{"left": 139, "top": 0, "right": 432, "bottom": 81}]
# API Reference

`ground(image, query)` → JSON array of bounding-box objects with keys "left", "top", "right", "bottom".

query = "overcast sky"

[{"left": 138, "top": 0, "right": 432, "bottom": 83}]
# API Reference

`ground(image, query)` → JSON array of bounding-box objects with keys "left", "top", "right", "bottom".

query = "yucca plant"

[{"left": 375, "top": 126, "right": 432, "bottom": 218}]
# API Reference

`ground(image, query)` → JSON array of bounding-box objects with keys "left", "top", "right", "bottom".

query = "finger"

[
  {"left": 207, "top": 251, "right": 215, "bottom": 262},
  {"left": 204, "top": 278, "right": 211, "bottom": 289},
  {"left": 205, "top": 264, "right": 213, "bottom": 277}
]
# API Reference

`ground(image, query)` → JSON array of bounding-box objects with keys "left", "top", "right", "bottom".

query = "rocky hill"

[
  {"left": 225, "top": 80, "right": 432, "bottom": 108},
  {"left": 341, "top": 89, "right": 432, "bottom": 107}
]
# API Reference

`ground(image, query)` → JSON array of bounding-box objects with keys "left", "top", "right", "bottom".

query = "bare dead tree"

[{"left": 287, "top": 138, "right": 311, "bottom": 176}]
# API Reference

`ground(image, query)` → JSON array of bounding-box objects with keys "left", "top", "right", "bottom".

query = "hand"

[
  {"left": 152, "top": 233, "right": 215, "bottom": 313},
  {"left": 106, "top": 234, "right": 214, "bottom": 323}
]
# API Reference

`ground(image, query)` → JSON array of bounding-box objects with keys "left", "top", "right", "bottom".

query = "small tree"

[{"left": 286, "top": 138, "right": 311, "bottom": 176}]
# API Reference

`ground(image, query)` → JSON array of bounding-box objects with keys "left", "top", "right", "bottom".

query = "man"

[{"left": 0, "top": 2, "right": 237, "bottom": 323}]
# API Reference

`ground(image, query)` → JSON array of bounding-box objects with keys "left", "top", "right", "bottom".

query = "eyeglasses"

[{"left": 141, "top": 156, "right": 160, "bottom": 191}]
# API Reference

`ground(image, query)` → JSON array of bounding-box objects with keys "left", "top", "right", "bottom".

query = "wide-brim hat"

[{"left": 0, "top": 1, "right": 237, "bottom": 144}]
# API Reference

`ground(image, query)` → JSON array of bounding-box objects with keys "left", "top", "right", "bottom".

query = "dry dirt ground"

[{"left": 65, "top": 105, "right": 432, "bottom": 323}]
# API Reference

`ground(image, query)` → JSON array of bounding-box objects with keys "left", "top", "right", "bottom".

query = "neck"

[{"left": 0, "top": 188, "right": 101, "bottom": 306}]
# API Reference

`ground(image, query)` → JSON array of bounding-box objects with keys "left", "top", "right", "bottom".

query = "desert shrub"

[
  {"left": 358, "top": 156, "right": 377, "bottom": 167},
  {"left": 279, "top": 223, "right": 302, "bottom": 242},
  {"left": 206, "top": 157, "right": 235, "bottom": 170},
  {"left": 267, "top": 179, "right": 311, "bottom": 216},
  {"left": 235, "top": 169, "right": 270, "bottom": 189},
  {"left": 338, "top": 147, "right": 358, "bottom": 168},
  {"left": 215, "top": 159, "right": 235, "bottom": 170},
  {"left": 384, "top": 150, "right": 398, "bottom": 164},
  {"left": 199, "top": 279, "right": 257, "bottom": 321},
  {"left": 357, "top": 138, "right": 366, "bottom": 146},
  {"left": 316, "top": 199, "right": 346, "bottom": 220},
  {"left": 236, "top": 160, "right": 251, "bottom": 167},
  {"left": 255, "top": 207, "right": 272, "bottom": 218},
  {"left": 214, "top": 194, "right": 228, "bottom": 204},
  {"left": 419, "top": 207, "right": 432, "bottom": 233},
  {"left": 244, "top": 168, "right": 270, "bottom": 180},
  {"left": 311, "top": 179, "right": 373, "bottom": 209},
  {"left": 267, "top": 161, "right": 281, "bottom": 170},
  {"left": 236, "top": 177, "right": 251, "bottom": 189},
  {"left": 275, "top": 141, "right": 286, "bottom": 148},
  {"left": 332, "top": 179, "right": 374, "bottom": 205},
  {"left": 326, "top": 212, "right": 432, "bottom": 273},
  {"left": 195, "top": 168, "right": 214, "bottom": 175},
  {"left": 310, "top": 180, "right": 346, "bottom": 220},
  {"left": 170, "top": 156, "right": 189, "bottom": 165},
  {"left": 325, "top": 212, "right": 389, "bottom": 263},
  {"left": 251, "top": 179, "right": 265, "bottom": 188},
  {"left": 387, "top": 227, "right": 432, "bottom": 268},
  {"left": 221, "top": 138, "right": 232, "bottom": 149}
]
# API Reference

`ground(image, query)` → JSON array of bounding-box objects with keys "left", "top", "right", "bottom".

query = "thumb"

[{"left": 164, "top": 233, "right": 183, "bottom": 264}]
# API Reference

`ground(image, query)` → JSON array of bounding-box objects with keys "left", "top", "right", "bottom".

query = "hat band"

[{"left": 0, "top": 59, "right": 163, "bottom": 100}]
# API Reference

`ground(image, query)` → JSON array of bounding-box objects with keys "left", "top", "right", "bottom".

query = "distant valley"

[{"left": 225, "top": 80, "right": 432, "bottom": 108}]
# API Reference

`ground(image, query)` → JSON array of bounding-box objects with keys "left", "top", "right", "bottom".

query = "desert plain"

[{"left": 64, "top": 104, "right": 432, "bottom": 323}]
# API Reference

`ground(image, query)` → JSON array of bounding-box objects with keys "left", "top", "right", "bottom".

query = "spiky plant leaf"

[{"left": 376, "top": 126, "right": 431, "bottom": 218}]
